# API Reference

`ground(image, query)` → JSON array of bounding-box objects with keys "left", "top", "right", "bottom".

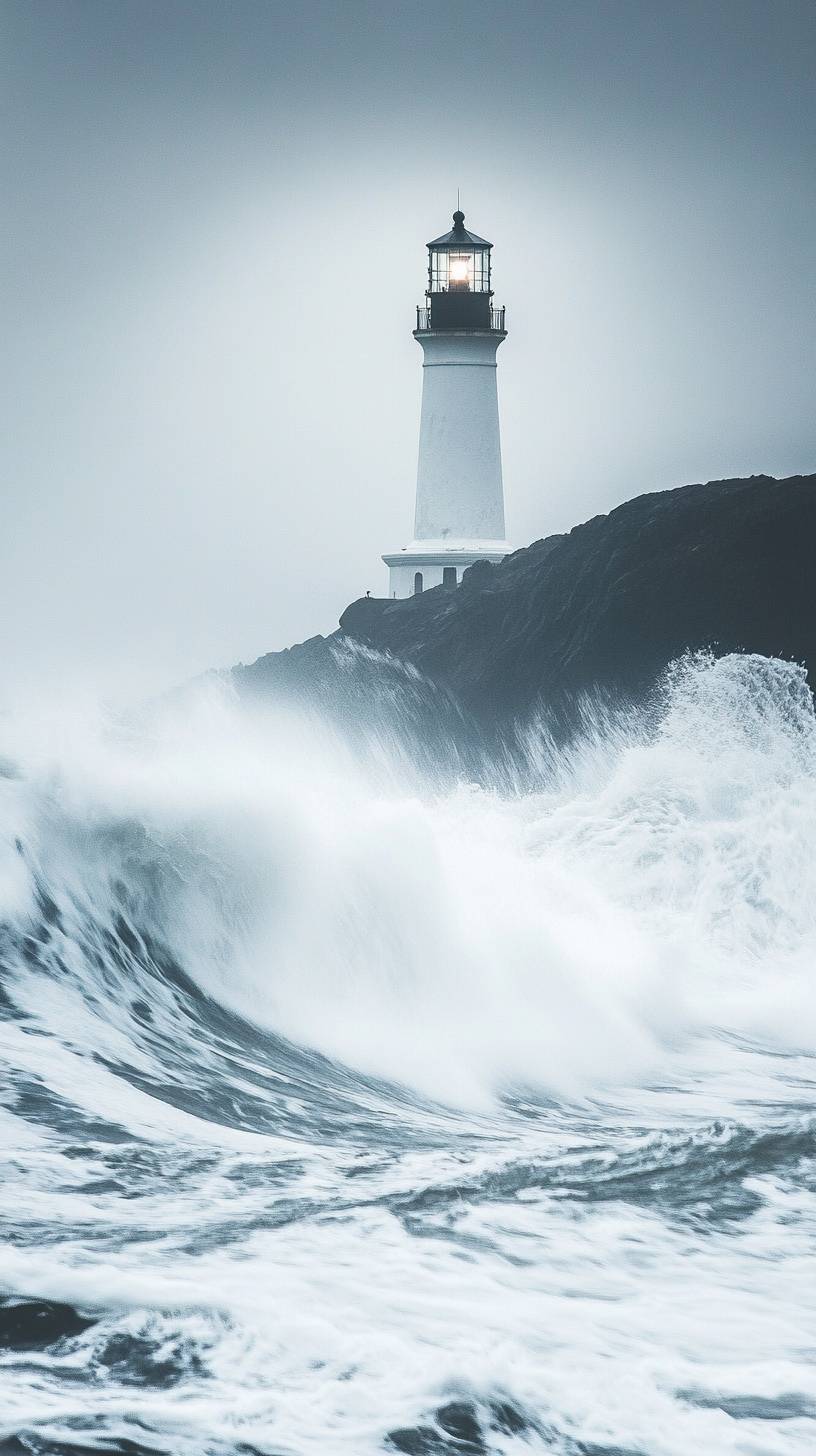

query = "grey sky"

[{"left": 2, "top": 0, "right": 814, "bottom": 701}]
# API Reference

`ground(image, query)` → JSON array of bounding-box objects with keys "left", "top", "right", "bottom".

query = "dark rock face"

[{"left": 234, "top": 474, "right": 816, "bottom": 741}]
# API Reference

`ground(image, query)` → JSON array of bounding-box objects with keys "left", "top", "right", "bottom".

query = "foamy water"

[{"left": 0, "top": 653, "right": 814, "bottom": 1453}]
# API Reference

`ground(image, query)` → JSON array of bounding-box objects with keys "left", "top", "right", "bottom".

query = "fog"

[{"left": 2, "top": 0, "right": 814, "bottom": 702}]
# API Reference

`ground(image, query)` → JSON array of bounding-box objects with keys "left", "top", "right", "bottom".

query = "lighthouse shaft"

[{"left": 414, "top": 329, "right": 506, "bottom": 543}]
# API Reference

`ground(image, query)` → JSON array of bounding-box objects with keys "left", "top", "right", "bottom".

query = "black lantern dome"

[{"left": 417, "top": 210, "right": 505, "bottom": 333}]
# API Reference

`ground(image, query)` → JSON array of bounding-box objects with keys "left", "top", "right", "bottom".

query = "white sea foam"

[
  {"left": 4, "top": 651, "right": 815, "bottom": 1103},
  {"left": 0, "top": 652, "right": 814, "bottom": 1453}
]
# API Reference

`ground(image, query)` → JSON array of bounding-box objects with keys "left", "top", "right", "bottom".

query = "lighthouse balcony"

[{"left": 416, "top": 303, "right": 506, "bottom": 334}]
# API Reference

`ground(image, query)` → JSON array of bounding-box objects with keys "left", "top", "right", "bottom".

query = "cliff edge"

[{"left": 234, "top": 473, "right": 816, "bottom": 738}]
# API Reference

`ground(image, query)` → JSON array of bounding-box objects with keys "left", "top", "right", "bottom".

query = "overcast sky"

[{"left": 2, "top": 0, "right": 814, "bottom": 701}]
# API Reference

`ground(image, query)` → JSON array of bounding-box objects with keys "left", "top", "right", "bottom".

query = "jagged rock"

[{"left": 234, "top": 474, "right": 815, "bottom": 741}]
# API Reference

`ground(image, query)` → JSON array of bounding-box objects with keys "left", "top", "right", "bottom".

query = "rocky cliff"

[{"left": 234, "top": 473, "right": 815, "bottom": 743}]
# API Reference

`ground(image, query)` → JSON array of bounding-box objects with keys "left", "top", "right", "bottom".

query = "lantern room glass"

[{"left": 428, "top": 247, "right": 491, "bottom": 294}]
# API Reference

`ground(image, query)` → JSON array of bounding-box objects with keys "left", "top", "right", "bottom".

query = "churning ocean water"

[{"left": 0, "top": 651, "right": 814, "bottom": 1455}]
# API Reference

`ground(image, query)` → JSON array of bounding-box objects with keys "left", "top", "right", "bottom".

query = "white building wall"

[
  {"left": 414, "top": 330, "right": 506, "bottom": 542},
  {"left": 401, "top": 562, "right": 426, "bottom": 598},
  {"left": 386, "top": 561, "right": 450, "bottom": 599},
  {"left": 382, "top": 549, "right": 508, "bottom": 599}
]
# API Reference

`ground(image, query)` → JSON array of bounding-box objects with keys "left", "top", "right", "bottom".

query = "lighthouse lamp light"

[{"left": 448, "top": 253, "right": 472, "bottom": 290}]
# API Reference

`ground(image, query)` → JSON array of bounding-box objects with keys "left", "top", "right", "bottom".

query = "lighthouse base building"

[{"left": 383, "top": 211, "right": 510, "bottom": 599}]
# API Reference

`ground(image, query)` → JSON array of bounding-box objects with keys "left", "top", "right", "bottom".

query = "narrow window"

[
  {"left": 414, "top": 571, "right": 423, "bottom": 595},
  {"left": 443, "top": 566, "right": 457, "bottom": 590}
]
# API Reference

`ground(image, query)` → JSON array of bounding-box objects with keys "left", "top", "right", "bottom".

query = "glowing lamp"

[{"left": 448, "top": 253, "right": 472, "bottom": 290}]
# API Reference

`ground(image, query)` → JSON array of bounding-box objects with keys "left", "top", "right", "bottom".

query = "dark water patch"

[
  {"left": 222, "top": 1157, "right": 308, "bottom": 1189},
  {"left": 384, "top": 1397, "right": 644, "bottom": 1456},
  {"left": 58, "top": 1144, "right": 223, "bottom": 1208},
  {"left": 387, "top": 1428, "right": 474, "bottom": 1454},
  {"left": 103, "top": 1060, "right": 302, "bottom": 1140},
  {"left": 387, "top": 1398, "right": 534, "bottom": 1455},
  {"left": 11, "top": 1077, "right": 139, "bottom": 1145},
  {"left": 488, "top": 1401, "right": 528, "bottom": 1436},
  {"left": 94, "top": 1328, "right": 204, "bottom": 1388},
  {"left": 3, "top": 1439, "right": 167, "bottom": 1456},
  {"left": 0, "top": 1298, "right": 97, "bottom": 1350},
  {"left": 344, "top": 1156, "right": 396, "bottom": 1178},
  {"left": 0, "top": 972, "right": 19, "bottom": 1016},
  {"left": 112, "top": 913, "right": 143, "bottom": 959},
  {"left": 680, "top": 1388, "right": 816, "bottom": 1420},
  {"left": 573, "top": 1447, "right": 646, "bottom": 1455},
  {"left": 0, "top": 929, "right": 29, "bottom": 1016},
  {"left": 67, "top": 1178, "right": 126, "bottom": 1195},
  {"left": 98, "top": 1009, "right": 456, "bottom": 1149},
  {"left": 435, "top": 1403, "right": 486, "bottom": 1451},
  {"left": 577, "top": 1120, "right": 816, "bottom": 1223},
  {"left": 386, "top": 1118, "right": 816, "bottom": 1230},
  {"left": 0, "top": 1220, "right": 169, "bottom": 1255},
  {"left": 388, "top": 1411, "right": 484, "bottom": 1454},
  {"left": 33, "top": 885, "right": 63, "bottom": 933},
  {"left": 101, "top": 1146, "right": 219, "bottom": 1182},
  {"left": 21, "top": 936, "right": 46, "bottom": 968},
  {"left": 2, "top": 1431, "right": 280, "bottom": 1456},
  {"left": 573, "top": 1445, "right": 646, "bottom": 1455},
  {"left": 177, "top": 1199, "right": 319, "bottom": 1254}
]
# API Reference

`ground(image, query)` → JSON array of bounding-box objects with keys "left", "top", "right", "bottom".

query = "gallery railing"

[{"left": 415, "top": 305, "right": 506, "bottom": 332}]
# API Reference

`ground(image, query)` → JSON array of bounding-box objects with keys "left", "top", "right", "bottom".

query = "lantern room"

[{"left": 418, "top": 210, "right": 504, "bottom": 332}]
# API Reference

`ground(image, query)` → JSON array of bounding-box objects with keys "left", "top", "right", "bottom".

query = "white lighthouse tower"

[{"left": 383, "top": 209, "right": 510, "bottom": 598}]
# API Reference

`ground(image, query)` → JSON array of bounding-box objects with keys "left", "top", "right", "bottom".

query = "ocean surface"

[{"left": 0, "top": 651, "right": 814, "bottom": 1455}]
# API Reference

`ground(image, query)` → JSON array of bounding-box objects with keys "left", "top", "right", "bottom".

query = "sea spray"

[{"left": 0, "top": 652, "right": 814, "bottom": 1452}]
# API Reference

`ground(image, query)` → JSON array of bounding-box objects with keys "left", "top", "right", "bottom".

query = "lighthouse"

[{"left": 383, "top": 209, "right": 510, "bottom": 599}]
